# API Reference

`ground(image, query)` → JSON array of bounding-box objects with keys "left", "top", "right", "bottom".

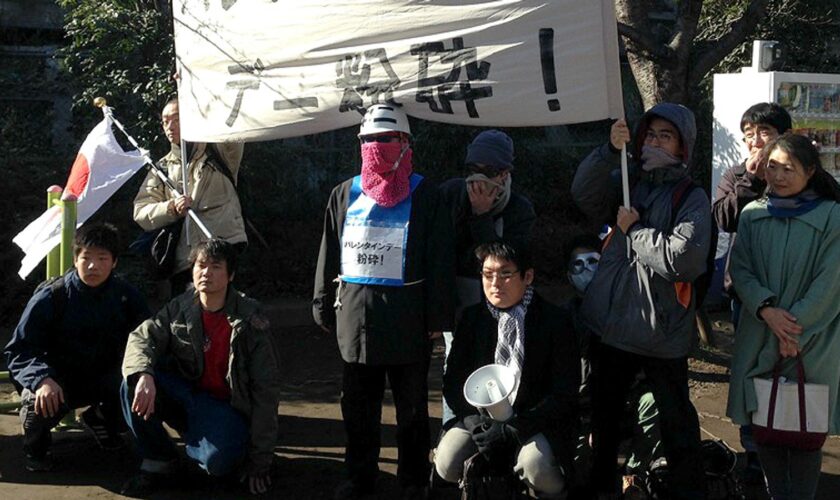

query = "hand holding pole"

[{"left": 93, "top": 97, "right": 212, "bottom": 239}]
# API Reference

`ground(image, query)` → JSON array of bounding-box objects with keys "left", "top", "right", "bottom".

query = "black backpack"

[
  {"left": 670, "top": 177, "right": 719, "bottom": 308},
  {"left": 646, "top": 440, "right": 745, "bottom": 500}
]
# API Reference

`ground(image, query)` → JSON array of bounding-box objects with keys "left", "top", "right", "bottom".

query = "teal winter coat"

[{"left": 727, "top": 198, "right": 840, "bottom": 434}]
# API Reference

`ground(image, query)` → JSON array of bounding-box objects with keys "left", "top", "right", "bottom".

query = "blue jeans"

[
  {"left": 121, "top": 371, "right": 249, "bottom": 476},
  {"left": 756, "top": 444, "right": 822, "bottom": 500}
]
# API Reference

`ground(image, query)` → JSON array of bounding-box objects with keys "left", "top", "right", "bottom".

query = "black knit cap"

[{"left": 465, "top": 130, "right": 514, "bottom": 170}]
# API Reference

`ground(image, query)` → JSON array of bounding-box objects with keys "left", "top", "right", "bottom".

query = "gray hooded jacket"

[{"left": 571, "top": 103, "right": 711, "bottom": 358}]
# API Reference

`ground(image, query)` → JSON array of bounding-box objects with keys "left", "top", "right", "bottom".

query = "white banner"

[{"left": 173, "top": 0, "right": 623, "bottom": 142}]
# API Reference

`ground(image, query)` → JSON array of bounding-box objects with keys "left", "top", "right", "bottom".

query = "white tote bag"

[{"left": 752, "top": 355, "right": 829, "bottom": 450}]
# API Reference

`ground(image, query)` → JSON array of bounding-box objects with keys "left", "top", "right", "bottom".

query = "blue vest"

[{"left": 340, "top": 174, "right": 423, "bottom": 286}]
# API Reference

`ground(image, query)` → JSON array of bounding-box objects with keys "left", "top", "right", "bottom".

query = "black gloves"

[
  {"left": 463, "top": 414, "right": 485, "bottom": 433},
  {"left": 470, "top": 417, "right": 513, "bottom": 455}
]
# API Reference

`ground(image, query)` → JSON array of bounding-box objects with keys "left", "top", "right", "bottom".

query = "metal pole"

[
  {"left": 59, "top": 193, "right": 77, "bottom": 274},
  {"left": 92, "top": 98, "right": 212, "bottom": 239},
  {"left": 46, "top": 185, "right": 63, "bottom": 279}
]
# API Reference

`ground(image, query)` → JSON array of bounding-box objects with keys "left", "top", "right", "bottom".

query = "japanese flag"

[{"left": 13, "top": 116, "right": 146, "bottom": 279}]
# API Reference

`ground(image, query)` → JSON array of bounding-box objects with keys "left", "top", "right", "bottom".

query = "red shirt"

[{"left": 197, "top": 309, "right": 232, "bottom": 400}]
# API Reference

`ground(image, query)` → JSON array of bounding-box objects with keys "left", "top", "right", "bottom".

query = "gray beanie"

[{"left": 465, "top": 130, "right": 514, "bottom": 170}]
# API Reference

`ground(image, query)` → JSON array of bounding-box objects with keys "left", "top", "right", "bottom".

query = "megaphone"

[{"left": 463, "top": 363, "right": 518, "bottom": 422}]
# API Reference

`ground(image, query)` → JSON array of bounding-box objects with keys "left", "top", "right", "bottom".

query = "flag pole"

[
  {"left": 93, "top": 97, "right": 212, "bottom": 239},
  {"left": 175, "top": 63, "right": 191, "bottom": 246}
]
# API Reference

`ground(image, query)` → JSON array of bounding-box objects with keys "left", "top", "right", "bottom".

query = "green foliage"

[
  {"left": 697, "top": 0, "right": 840, "bottom": 76},
  {"left": 57, "top": 0, "right": 175, "bottom": 151}
]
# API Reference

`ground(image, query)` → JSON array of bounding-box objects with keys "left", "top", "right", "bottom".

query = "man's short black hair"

[
  {"left": 563, "top": 233, "right": 602, "bottom": 266},
  {"left": 740, "top": 102, "right": 792, "bottom": 134},
  {"left": 163, "top": 96, "right": 178, "bottom": 111},
  {"left": 474, "top": 241, "right": 532, "bottom": 278},
  {"left": 74, "top": 223, "right": 120, "bottom": 258},
  {"left": 189, "top": 238, "right": 238, "bottom": 275}
]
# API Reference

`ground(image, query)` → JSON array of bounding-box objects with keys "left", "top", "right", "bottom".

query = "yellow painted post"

[
  {"left": 57, "top": 192, "right": 79, "bottom": 427},
  {"left": 59, "top": 193, "right": 78, "bottom": 274},
  {"left": 45, "top": 185, "right": 63, "bottom": 279}
]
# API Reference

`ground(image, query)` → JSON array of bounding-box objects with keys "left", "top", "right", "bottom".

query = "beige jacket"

[{"left": 133, "top": 143, "right": 247, "bottom": 273}]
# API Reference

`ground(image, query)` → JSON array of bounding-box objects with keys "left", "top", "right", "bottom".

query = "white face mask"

[{"left": 568, "top": 251, "right": 600, "bottom": 294}]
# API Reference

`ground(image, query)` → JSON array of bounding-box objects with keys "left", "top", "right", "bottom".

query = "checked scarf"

[{"left": 486, "top": 286, "right": 534, "bottom": 403}]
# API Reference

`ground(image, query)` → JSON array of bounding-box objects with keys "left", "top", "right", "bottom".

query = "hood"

[{"left": 633, "top": 102, "right": 697, "bottom": 166}]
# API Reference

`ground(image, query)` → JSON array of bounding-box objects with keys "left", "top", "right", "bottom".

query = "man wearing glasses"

[
  {"left": 313, "top": 104, "right": 455, "bottom": 500},
  {"left": 712, "top": 103, "right": 791, "bottom": 482},
  {"left": 437, "top": 130, "right": 536, "bottom": 426},
  {"left": 572, "top": 103, "right": 711, "bottom": 499},
  {"left": 434, "top": 241, "right": 579, "bottom": 499}
]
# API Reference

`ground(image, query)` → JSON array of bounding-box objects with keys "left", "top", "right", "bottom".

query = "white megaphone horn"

[{"left": 463, "top": 363, "right": 518, "bottom": 422}]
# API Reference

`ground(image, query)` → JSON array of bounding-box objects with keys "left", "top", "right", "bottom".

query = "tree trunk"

[{"left": 615, "top": 0, "right": 770, "bottom": 110}]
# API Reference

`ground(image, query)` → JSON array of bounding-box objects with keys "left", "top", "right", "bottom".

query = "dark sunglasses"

[
  {"left": 466, "top": 163, "right": 503, "bottom": 178},
  {"left": 360, "top": 134, "right": 400, "bottom": 144}
]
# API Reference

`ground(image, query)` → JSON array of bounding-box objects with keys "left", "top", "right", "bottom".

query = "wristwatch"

[{"left": 757, "top": 298, "right": 774, "bottom": 319}]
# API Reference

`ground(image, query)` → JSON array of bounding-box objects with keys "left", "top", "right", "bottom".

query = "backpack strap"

[
  {"left": 204, "top": 144, "right": 238, "bottom": 188},
  {"left": 36, "top": 275, "right": 68, "bottom": 322},
  {"left": 670, "top": 176, "right": 697, "bottom": 228}
]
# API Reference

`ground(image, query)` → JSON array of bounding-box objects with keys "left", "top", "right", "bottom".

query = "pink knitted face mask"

[{"left": 360, "top": 141, "right": 413, "bottom": 207}]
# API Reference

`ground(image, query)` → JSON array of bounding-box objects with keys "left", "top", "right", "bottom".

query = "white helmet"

[{"left": 358, "top": 104, "right": 411, "bottom": 137}]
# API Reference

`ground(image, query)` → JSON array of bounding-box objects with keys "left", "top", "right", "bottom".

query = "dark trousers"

[
  {"left": 121, "top": 371, "right": 249, "bottom": 476},
  {"left": 21, "top": 367, "right": 124, "bottom": 459},
  {"left": 341, "top": 359, "right": 431, "bottom": 488},
  {"left": 590, "top": 341, "right": 704, "bottom": 499}
]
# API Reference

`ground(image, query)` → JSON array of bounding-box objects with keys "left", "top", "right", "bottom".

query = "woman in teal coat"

[{"left": 727, "top": 133, "right": 840, "bottom": 499}]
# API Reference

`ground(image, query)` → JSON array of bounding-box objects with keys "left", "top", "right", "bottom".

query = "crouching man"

[
  {"left": 435, "top": 242, "right": 580, "bottom": 498},
  {"left": 4, "top": 223, "right": 149, "bottom": 471},
  {"left": 120, "top": 239, "right": 281, "bottom": 496}
]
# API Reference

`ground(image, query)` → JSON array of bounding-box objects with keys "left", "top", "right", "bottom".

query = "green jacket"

[
  {"left": 727, "top": 198, "right": 840, "bottom": 434},
  {"left": 123, "top": 287, "right": 281, "bottom": 473}
]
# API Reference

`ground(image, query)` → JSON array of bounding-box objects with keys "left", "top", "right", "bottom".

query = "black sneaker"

[
  {"left": 81, "top": 406, "right": 125, "bottom": 451},
  {"left": 400, "top": 484, "right": 429, "bottom": 500},
  {"left": 120, "top": 471, "right": 172, "bottom": 498},
  {"left": 24, "top": 452, "right": 54, "bottom": 472}
]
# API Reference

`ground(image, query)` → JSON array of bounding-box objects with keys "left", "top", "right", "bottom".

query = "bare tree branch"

[
  {"left": 689, "top": 0, "right": 771, "bottom": 86},
  {"left": 618, "top": 22, "right": 673, "bottom": 61},
  {"left": 669, "top": 0, "right": 703, "bottom": 58}
]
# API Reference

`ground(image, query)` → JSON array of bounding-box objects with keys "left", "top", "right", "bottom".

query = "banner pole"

[
  {"left": 92, "top": 98, "right": 213, "bottom": 239},
  {"left": 180, "top": 136, "right": 190, "bottom": 245},
  {"left": 619, "top": 108, "right": 631, "bottom": 259}
]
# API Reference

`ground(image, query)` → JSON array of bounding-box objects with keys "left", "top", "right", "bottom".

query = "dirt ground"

[{"left": 1, "top": 300, "right": 838, "bottom": 499}]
